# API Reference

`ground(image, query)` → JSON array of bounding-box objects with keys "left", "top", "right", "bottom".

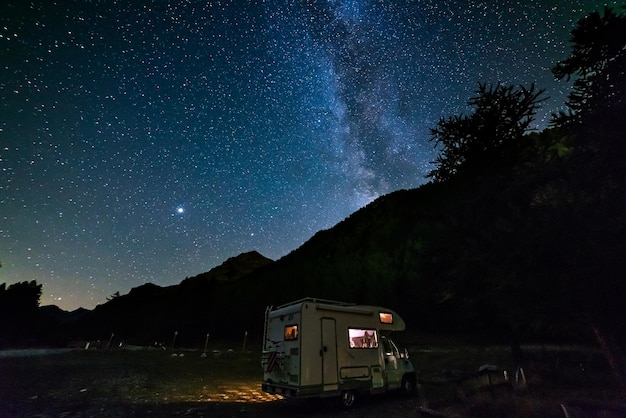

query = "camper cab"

[{"left": 261, "top": 298, "right": 416, "bottom": 406}]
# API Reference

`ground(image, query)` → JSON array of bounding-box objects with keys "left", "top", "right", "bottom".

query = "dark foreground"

[{"left": 0, "top": 343, "right": 624, "bottom": 417}]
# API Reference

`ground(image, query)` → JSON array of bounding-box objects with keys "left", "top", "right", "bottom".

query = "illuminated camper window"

[
  {"left": 349, "top": 328, "right": 379, "bottom": 348},
  {"left": 379, "top": 312, "right": 393, "bottom": 324},
  {"left": 284, "top": 325, "right": 298, "bottom": 341}
]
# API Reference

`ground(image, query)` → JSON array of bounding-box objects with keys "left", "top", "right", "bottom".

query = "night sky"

[{"left": 1, "top": 0, "right": 615, "bottom": 311}]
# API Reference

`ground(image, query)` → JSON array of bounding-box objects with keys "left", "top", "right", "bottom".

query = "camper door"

[
  {"left": 382, "top": 336, "right": 402, "bottom": 388},
  {"left": 321, "top": 318, "right": 338, "bottom": 390}
]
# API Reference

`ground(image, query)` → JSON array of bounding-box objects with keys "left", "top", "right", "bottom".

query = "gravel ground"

[{"left": 1, "top": 345, "right": 623, "bottom": 418}]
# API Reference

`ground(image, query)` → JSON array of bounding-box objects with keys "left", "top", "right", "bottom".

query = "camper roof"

[
  {"left": 269, "top": 297, "right": 407, "bottom": 332},
  {"left": 275, "top": 297, "right": 354, "bottom": 309}
]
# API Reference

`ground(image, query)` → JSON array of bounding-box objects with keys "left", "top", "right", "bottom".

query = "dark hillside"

[
  {"left": 233, "top": 114, "right": 625, "bottom": 345},
  {"left": 232, "top": 183, "right": 457, "bottom": 331}
]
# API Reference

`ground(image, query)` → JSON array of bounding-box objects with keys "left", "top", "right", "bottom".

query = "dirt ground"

[{"left": 0, "top": 344, "right": 624, "bottom": 418}]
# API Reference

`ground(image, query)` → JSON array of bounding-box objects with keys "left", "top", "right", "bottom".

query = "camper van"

[{"left": 261, "top": 298, "right": 416, "bottom": 406}]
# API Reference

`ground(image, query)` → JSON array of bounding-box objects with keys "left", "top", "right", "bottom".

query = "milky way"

[{"left": 0, "top": 0, "right": 615, "bottom": 310}]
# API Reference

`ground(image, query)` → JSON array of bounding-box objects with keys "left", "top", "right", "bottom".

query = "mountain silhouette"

[
  {"left": 68, "top": 182, "right": 477, "bottom": 346},
  {"left": 48, "top": 157, "right": 626, "bottom": 348}
]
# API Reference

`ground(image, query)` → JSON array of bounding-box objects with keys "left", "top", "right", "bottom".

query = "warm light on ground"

[{"left": 166, "top": 379, "right": 283, "bottom": 404}]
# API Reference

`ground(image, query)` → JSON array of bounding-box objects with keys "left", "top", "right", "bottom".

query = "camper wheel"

[
  {"left": 400, "top": 373, "right": 417, "bottom": 396},
  {"left": 341, "top": 390, "right": 356, "bottom": 407}
]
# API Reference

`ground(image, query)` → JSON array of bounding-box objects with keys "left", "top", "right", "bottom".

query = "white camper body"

[{"left": 261, "top": 298, "right": 416, "bottom": 405}]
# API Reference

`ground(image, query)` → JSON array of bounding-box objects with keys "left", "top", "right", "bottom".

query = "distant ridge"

[
  {"left": 181, "top": 250, "right": 274, "bottom": 285},
  {"left": 61, "top": 250, "right": 276, "bottom": 345},
  {"left": 39, "top": 305, "right": 90, "bottom": 323}
]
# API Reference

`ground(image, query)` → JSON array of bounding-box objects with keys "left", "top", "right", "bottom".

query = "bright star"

[{"left": 177, "top": 207, "right": 185, "bottom": 214}]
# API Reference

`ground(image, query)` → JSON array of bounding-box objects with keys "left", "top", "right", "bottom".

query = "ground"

[{"left": 0, "top": 342, "right": 624, "bottom": 417}]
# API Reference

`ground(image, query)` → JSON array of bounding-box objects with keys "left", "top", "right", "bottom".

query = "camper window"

[
  {"left": 379, "top": 312, "right": 393, "bottom": 324},
  {"left": 348, "top": 328, "right": 379, "bottom": 348},
  {"left": 284, "top": 325, "right": 298, "bottom": 341}
]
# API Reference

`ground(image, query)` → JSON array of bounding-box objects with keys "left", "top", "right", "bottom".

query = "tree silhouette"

[
  {"left": 550, "top": 5, "right": 626, "bottom": 296},
  {"left": 552, "top": 6, "right": 626, "bottom": 200},
  {"left": 551, "top": 7, "right": 626, "bottom": 392},
  {"left": 0, "top": 280, "right": 42, "bottom": 313},
  {"left": 428, "top": 83, "right": 545, "bottom": 182},
  {"left": 107, "top": 291, "right": 121, "bottom": 301},
  {"left": 0, "top": 281, "right": 43, "bottom": 346},
  {"left": 552, "top": 6, "right": 626, "bottom": 127}
]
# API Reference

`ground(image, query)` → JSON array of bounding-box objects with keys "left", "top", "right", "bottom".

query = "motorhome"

[{"left": 261, "top": 298, "right": 416, "bottom": 406}]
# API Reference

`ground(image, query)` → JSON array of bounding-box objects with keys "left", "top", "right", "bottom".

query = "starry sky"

[{"left": 0, "top": 0, "right": 616, "bottom": 311}]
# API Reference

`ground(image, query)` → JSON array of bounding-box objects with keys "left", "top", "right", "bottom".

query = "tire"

[
  {"left": 341, "top": 390, "right": 356, "bottom": 407},
  {"left": 401, "top": 374, "right": 417, "bottom": 396}
]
